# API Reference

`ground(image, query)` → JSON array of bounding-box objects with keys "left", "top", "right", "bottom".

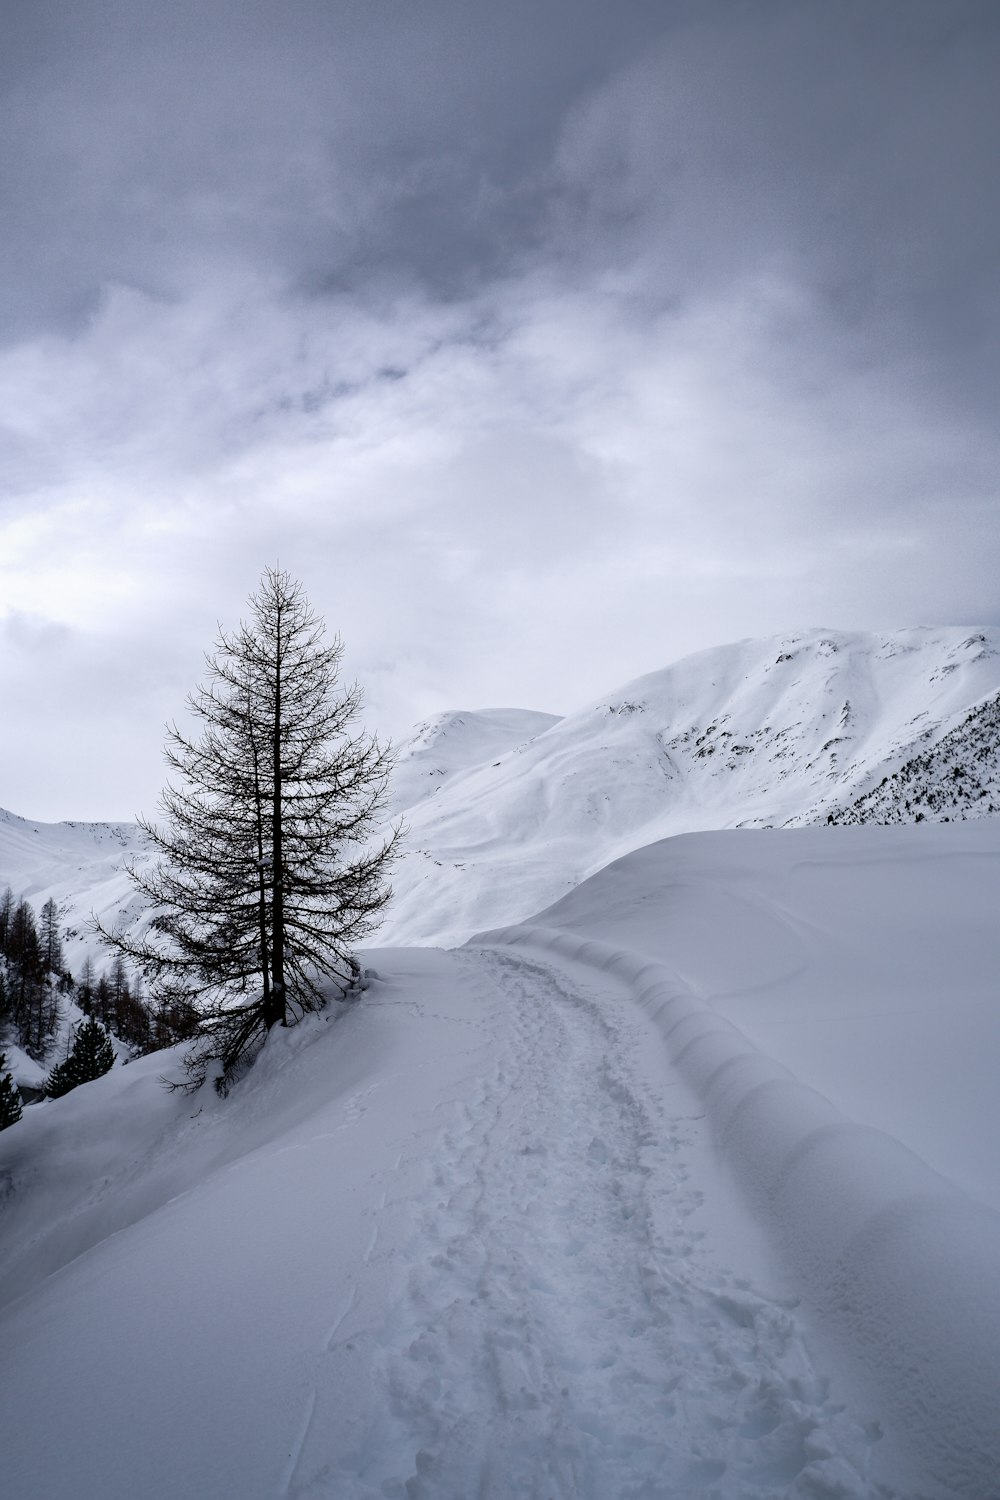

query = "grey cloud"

[
  {"left": 2, "top": 0, "right": 999, "bottom": 820},
  {"left": 545, "top": 4, "right": 1000, "bottom": 406},
  {"left": 0, "top": 0, "right": 680, "bottom": 340}
]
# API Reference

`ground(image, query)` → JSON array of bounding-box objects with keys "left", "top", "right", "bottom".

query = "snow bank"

[
  {"left": 474, "top": 835, "right": 1000, "bottom": 1499},
  {"left": 0, "top": 949, "right": 504, "bottom": 1500}
]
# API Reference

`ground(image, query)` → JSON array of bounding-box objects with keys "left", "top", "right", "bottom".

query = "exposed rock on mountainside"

[{"left": 823, "top": 688, "right": 1000, "bottom": 825}]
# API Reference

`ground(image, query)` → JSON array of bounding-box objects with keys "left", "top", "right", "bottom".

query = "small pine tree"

[
  {"left": 0, "top": 1052, "right": 22, "bottom": 1129},
  {"left": 46, "top": 1019, "right": 116, "bottom": 1099}
]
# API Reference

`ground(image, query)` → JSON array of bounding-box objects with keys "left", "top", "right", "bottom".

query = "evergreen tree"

[
  {"left": 7, "top": 899, "right": 39, "bottom": 973},
  {"left": 4, "top": 899, "right": 55, "bottom": 1058},
  {"left": 0, "top": 886, "right": 13, "bottom": 954},
  {"left": 77, "top": 955, "right": 95, "bottom": 1015},
  {"left": 0, "top": 1052, "right": 22, "bottom": 1129},
  {"left": 93, "top": 973, "right": 112, "bottom": 1028},
  {"left": 99, "top": 567, "right": 399, "bottom": 1088},
  {"left": 45, "top": 1019, "right": 116, "bottom": 1098},
  {"left": 39, "top": 897, "right": 64, "bottom": 977}
]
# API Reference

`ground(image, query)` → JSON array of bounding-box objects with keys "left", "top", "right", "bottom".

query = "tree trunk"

[{"left": 268, "top": 606, "right": 286, "bottom": 1028}]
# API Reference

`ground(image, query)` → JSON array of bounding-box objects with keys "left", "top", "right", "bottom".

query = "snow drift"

[{"left": 475, "top": 820, "right": 1000, "bottom": 1496}]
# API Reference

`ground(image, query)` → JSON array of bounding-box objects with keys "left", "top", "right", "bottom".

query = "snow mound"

[
  {"left": 4, "top": 821, "right": 999, "bottom": 1495},
  {"left": 473, "top": 819, "right": 1000, "bottom": 1497}
]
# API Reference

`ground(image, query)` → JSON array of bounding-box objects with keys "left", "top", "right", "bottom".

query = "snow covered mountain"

[
  {"left": 383, "top": 626, "right": 1000, "bottom": 943},
  {"left": 390, "top": 707, "right": 561, "bottom": 812},
  {"left": 3, "top": 626, "right": 1000, "bottom": 955},
  {"left": 0, "top": 807, "right": 149, "bottom": 975}
]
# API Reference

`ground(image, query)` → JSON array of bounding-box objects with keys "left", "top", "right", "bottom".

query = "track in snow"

[{"left": 306, "top": 948, "right": 886, "bottom": 1500}]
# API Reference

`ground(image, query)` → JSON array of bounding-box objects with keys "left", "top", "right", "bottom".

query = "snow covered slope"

[
  {"left": 3, "top": 820, "right": 1000, "bottom": 1498},
  {"left": 0, "top": 807, "right": 149, "bottom": 974},
  {"left": 474, "top": 820, "right": 1000, "bottom": 1497},
  {"left": 390, "top": 707, "right": 561, "bottom": 812},
  {"left": 3, "top": 627, "right": 999, "bottom": 955},
  {"left": 825, "top": 686, "right": 1000, "bottom": 825},
  {"left": 384, "top": 626, "right": 1000, "bottom": 944}
]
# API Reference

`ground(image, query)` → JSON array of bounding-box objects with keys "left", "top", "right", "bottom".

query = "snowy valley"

[{"left": 3, "top": 628, "right": 1000, "bottom": 1498}]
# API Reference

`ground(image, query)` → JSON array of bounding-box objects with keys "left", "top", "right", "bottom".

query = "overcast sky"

[{"left": 2, "top": 0, "right": 999, "bottom": 820}]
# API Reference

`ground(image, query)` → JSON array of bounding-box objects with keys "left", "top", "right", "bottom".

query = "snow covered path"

[
  {"left": 301, "top": 947, "right": 880, "bottom": 1500},
  {"left": 5, "top": 827, "right": 1000, "bottom": 1497},
  {"left": 1, "top": 944, "right": 894, "bottom": 1499}
]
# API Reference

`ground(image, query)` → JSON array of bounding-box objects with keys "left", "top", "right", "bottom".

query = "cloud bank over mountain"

[{"left": 3, "top": 2, "right": 1000, "bottom": 818}]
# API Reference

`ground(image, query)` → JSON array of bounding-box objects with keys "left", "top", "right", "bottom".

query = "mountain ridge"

[{"left": 3, "top": 626, "right": 999, "bottom": 955}]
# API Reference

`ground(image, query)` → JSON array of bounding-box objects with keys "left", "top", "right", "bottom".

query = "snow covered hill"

[
  {"left": 390, "top": 707, "right": 561, "bottom": 812},
  {"left": 3, "top": 627, "right": 999, "bottom": 956},
  {"left": 383, "top": 626, "right": 1000, "bottom": 944},
  {"left": 825, "top": 686, "right": 1000, "bottom": 825},
  {"left": 3, "top": 819, "right": 1000, "bottom": 1498}
]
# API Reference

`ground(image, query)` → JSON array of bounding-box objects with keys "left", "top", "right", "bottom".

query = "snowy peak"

[
  {"left": 390, "top": 707, "right": 560, "bottom": 812},
  {"left": 383, "top": 627, "right": 1000, "bottom": 943},
  {"left": 611, "top": 628, "right": 1000, "bottom": 820},
  {"left": 554, "top": 625, "right": 1000, "bottom": 834}
]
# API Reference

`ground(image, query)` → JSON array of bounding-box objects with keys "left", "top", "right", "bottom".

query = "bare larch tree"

[{"left": 99, "top": 567, "right": 399, "bottom": 1087}]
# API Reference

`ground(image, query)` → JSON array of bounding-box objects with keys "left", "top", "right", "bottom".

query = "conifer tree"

[
  {"left": 39, "top": 897, "right": 64, "bottom": 977},
  {"left": 0, "top": 886, "right": 13, "bottom": 953},
  {"left": 0, "top": 1051, "right": 22, "bottom": 1129},
  {"left": 99, "top": 567, "right": 399, "bottom": 1088},
  {"left": 77, "top": 956, "right": 95, "bottom": 1015},
  {"left": 46, "top": 1019, "right": 116, "bottom": 1098}
]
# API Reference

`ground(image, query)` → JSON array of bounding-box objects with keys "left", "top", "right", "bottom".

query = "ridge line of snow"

[{"left": 470, "top": 921, "right": 1000, "bottom": 1498}]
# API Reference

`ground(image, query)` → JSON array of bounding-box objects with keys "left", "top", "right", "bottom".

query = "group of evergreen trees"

[
  {"left": 45, "top": 1020, "right": 116, "bottom": 1099},
  {"left": 0, "top": 888, "right": 189, "bottom": 1066},
  {"left": 0, "top": 889, "right": 119, "bottom": 1124},
  {"left": 0, "top": 1019, "right": 118, "bottom": 1129},
  {"left": 0, "top": 889, "right": 197, "bottom": 1128},
  {"left": 0, "top": 889, "right": 67, "bottom": 1061}
]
